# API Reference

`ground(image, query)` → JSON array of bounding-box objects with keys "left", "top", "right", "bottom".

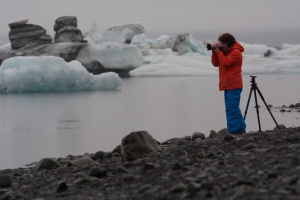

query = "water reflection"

[{"left": 0, "top": 75, "right": 299, "bottom": 169}]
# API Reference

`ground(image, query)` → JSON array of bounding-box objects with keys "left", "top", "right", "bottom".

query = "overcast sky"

[{"left": 1, "top": 0, "right": 299, "bottom": 47}]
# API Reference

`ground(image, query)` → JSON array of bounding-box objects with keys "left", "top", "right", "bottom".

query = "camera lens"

[{"left": 207, "top": 44, "right": 212, "bottom": 50}]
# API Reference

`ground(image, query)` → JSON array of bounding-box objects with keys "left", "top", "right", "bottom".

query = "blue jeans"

[{"left": 224, "top": 88, "right": 246, "bottom": 134}]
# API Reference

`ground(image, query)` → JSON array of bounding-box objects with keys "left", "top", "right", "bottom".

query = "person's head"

[{"left": 218, "top": 33, "right": 236, "bottom": 51}]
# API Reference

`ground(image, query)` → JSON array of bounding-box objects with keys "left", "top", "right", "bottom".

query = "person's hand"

[{"left": 212, "top": 46, "right": 219, "bottom": 52}]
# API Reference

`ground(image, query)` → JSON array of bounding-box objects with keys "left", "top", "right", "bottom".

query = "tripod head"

[{"left": 250, "top": 76, "right": 257, "bottom": 86}]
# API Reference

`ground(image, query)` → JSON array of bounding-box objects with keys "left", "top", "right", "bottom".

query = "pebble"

[
  {"left": 209, "top": 130, "right": 219, "bottom": 138},
  {"left": 56, "top": 180, "right": 68, "bottom": 192},
  {"left": 191, "top": 132, "right": 205, "bottom": 141},
  {"left": 71, "top": 157, "right": 93, "bottom": 166},
  {"left": 73, "top": 177, "right": 91, "bottom": 185},
  {"left": 123, "top": 175, "right": 135, "bottom": 182},
  {"left": 175, "top": 139, "right": 187, "bottom": 145},
  {"left": 89, "top": 167, "right": 107, "bottom": 178},
  {"left": 35, "top": 158, "right": 60, "bottom": 170},
  {"left": 224, "top": 134, "right": 236, "bottom": 141},
  {"left": 116, "top": 166, "right": 129, "bottom": 173},
  {"left": 245, "top": 143, "right": 257, "bottom": 149},
  {"left": 186, "top": 182, "right": 201, "bottom": 193},
  {"left": 93, "top": 151, "right": 105, "bottom": 160},
  {"left": 139, "top": 184, "right": 154, "bottom": 193},
  {"left": 143, "top": 162, "right": 155, "bottom": 170},
  {"left": 170, "top": 183, "right": 186, "bottom": 194}
]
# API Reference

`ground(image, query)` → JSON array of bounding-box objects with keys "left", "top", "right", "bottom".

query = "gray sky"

[{"left": 1, "top": 0, "right": 300, "bottom": 47}]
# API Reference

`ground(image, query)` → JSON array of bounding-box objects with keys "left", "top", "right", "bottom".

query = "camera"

[
  {"left": 207, "top": 41, "right": 223, "bottom": 50},
  {"left": 207, "top": 44, "right": 212, "bottom": 50}
]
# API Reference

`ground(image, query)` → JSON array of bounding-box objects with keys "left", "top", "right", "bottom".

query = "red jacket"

[{"left": 211, "top": 42, "right": 244, "bottom": 91}]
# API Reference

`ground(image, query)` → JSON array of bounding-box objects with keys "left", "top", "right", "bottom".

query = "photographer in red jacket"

[{"left": 210, "top": 33, "right": 246, "bottom": 135}]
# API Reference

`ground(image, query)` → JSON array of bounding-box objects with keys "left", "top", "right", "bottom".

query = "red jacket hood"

[{"left": 227, "top": 42, "right": 244, "bottom": 53}]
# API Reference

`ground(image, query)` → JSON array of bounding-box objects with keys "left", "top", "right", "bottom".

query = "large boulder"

[
  {"left": 0, "top": 174, "right": 12, "bottom": 187},
  {"left": 9, "top": 20, "right": 52, "bottom": 49},
  {"left": 35, "top": 158, "right": 60, "bottom": 170},
  {"left": 121, "top": 131, "right": 161, "bottom": 162}
]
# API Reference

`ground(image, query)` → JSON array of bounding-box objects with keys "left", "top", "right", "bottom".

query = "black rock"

[
  {"left": 93, "top": 151, "right": 105, "bottom": 160},
  {"left": 245, "top": 143, "right": 257, "bottom": 149},
  {"left": 224, "top": 134, "right": 235, "bottom": 141},
  {"left": 268, "top": 173, "right": 278, "bottom": 179},
  {"left": 170, "top": 183, "right": 186, "bottom": 193},
  {"left": 174, "top": 162, "right": 187, "bottom": 170},
  {"left": 201, "top": 181, "right": 215, "bottom": 190},
  {"left": 112, "top": 145, "right": 121, "bottom": 154},
  {"left": 191, "top": 132, "right": 205, "bottom": 141},
  {"left": 123, "top": 175, "right": 135, "bottom": 182},
  {"left": 35, "top": 158, "right": 60, "bottom": 170},
  {"left": 144, "top": 162, "right": 155, "bottom": 170},
  {"left": 187, "top": 182, "right": 201, "bottom": 194},
  {"left": 56, "top": 180, "right": 68, "bottom": 192},
  {"left": 0, "top": 174, "right": 12, "bottom": 187},
  {"left": 116, "top": 166, "right": 129, "bottom": 173},
  {"left": 73, "top": 177, "right": 91, "bottom": 185},
  {"left": 236, "top": 179, "right": 255, "bottom": 186},
  {"left": 217, "top": 128, "right": 228, "bottom": 135},
  {"left": 89, "top": 167, "right": 107, "bottom": 178},
  {"left": 139, "top": 184, "right": 154, "bottom": 193}
]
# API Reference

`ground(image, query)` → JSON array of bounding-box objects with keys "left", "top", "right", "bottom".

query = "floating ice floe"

[{"left": 0, "top": 56, "right": 122, "bottom": 93}]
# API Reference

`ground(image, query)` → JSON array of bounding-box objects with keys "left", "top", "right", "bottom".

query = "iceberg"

[
  {"left": 281, "top": 43, "right": 300, "bottom": 49},
  {"left": 0, "top": 56, "right": 122, "bottom": 93},
  {"left": 0, "top": 18, "right": 144, "bottom": 77},
  {"left": 1, "top": 19, "right": 300, "bottom": 79},
  {"left": 239, "top": 42, "right": 278, "bottom": 56},
  {"left": 83, "top": 22, "right": 103, "bottom": 44},
  {"left": 130, "top": 50, "right": 300, "bottom": 77},
  {"left": 101, "top": 22, "right": 145, "bottom": 43},
  {"left": 130, "top": 53, "right": 214, "bottom": 77},
  {"left": 131, "top": 33, "right": 208, "bottom": 56}
]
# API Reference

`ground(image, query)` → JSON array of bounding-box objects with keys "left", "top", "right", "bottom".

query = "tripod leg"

[
  {"left": 244, "top": 87, "right": 253, "bottom": 120},
  {"left": 256, "top": 87, "right": 280, "bottom": 129},
  {"left": 253, "top": 88, "right": 262, "bottom": 132}
]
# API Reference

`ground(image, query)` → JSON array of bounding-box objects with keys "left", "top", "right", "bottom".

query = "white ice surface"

[
  {"left": 130, "top": 52, "right": 300, "bottom": 77},
  {"left": 76, "top": 42, "right": 143, "bottom": 69},
  {"left": 130, "top": 41, "right": 300, "bottom": 77}
]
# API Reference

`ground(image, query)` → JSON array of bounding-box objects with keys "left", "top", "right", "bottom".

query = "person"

[{"left": 210, "top": 33, "right": 246, "bottom": 134}]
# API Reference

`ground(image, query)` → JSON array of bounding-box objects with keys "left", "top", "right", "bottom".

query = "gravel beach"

[{"left": 1, "top": 126, "right": 300, "bottom": 200}]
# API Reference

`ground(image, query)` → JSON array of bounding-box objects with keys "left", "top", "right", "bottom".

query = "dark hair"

[{"left": 218, "top": 33, "right": 236, "bottom": 47}]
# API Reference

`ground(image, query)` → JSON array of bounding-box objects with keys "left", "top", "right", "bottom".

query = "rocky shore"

[{"left": 1, "top": 126, "right": 300, "bottom": 200}]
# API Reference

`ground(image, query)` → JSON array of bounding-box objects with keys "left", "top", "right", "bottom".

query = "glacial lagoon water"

[{"left": 0, "top": 74, "right": 299, "bottom": 170}]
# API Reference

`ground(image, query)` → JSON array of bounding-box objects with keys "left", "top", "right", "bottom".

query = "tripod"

[{"left": 243, "top": 76, "right": 280, "bottom": 132}]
